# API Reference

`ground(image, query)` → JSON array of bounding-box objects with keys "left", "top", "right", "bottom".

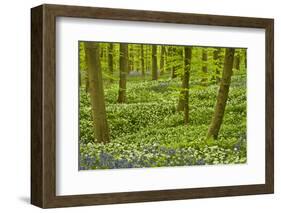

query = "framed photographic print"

[{"left": 31, "top": 4, "right": 274, "bottom": 208}]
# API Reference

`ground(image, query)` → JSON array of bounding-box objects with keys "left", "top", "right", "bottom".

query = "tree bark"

[
  {"left": 169, "top": 47, "right": 177, "bottom": 79},
  {"left": 243, "top": 49, "right": 247, "bottom": 69},
  {"left": 132, "top": 45, "right": 136, "bottom": 71},
  {"left": 171, "top": 66, "right": 176, "bottom": 78},
  {"left": 108, "top": 43, "right": 114, "bottom": 83},
  {"left": 117, "top": 43, "right": 128, "bottom": 103},
  {"left": 84, "top": 42, "right": 110, "bottom": 143},
  {"left": 201, "top": 48, "right": 208, "bottom": 82},
  {"left": 160, "top": 46, "right": 166, "bottom": 75},
  {"left": 177, "top": 47, "right": 192, "bottom": 125},
  {"left": 152, "top": 45, "right": 158, "bottom": 80},
  {"left": 233, "top": 51, "right": 240, "bottom": 72},
  {"left": 145, "top": 45, "right": 149, "bottom": 73},
  {"left": 213, "top": 48, "right": 223, "bottom": 83},
  {"left": 141, "top": 45, "right": 145, "bottom": 77},
  {"left": 183, "top": 47, "right": 191, "bottom": 125},
  {"left": 128, "top": 45, "right": 133, "bottom": 73},
  {"left": 207, "top": 48, "right": 235, "bottom": 140}
]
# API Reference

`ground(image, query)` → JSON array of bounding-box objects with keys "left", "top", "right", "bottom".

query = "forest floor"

[{"left": 79, "top": 74, "right": 247, "bottom": 170}]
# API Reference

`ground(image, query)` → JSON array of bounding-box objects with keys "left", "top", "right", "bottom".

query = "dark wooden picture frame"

[{"left": 31, "top": 4, "right": 274, "bottom": 208}]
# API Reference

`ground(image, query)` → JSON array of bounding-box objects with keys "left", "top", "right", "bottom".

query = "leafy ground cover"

[{"left": 79, "top": 75, "right": 246, "bottom": 170}]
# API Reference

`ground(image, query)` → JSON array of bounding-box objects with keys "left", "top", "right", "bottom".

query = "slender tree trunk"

[
  {"left": 160, "top": 46, "right": 166, "bottom": 75},
  {"left": 146, "top": 45, "right": 149, "bottom": 73},
  {"left": 207, "top": 48, "right": 235, "bottom": 140},
  {"left": 171, "top": 67, "right": 176, "bottom": 78},
  {"left": 183, "top": 47, "right": 192, "bottom": 125},
  {"left": 117, "top": 43, "right": 128, "bottom": 103},
  {"left": 100, "top": 45, "right": 107, "bottom": 68},
  {"left": 177, "top": 48, "right": 188, "bottom": 111},
  {"left": 177, "top": 47, "right": 192, "bottom": 125},
  {"left": 202, "top": 48, "right": 208, "bottom": 82},
  {"left": 170, "top": 47, "right": 177, "bottom": 79},
  {"left": 128, "top": 45, "right": 133, "bottom": 73},
  {"left": 132, "top": 45, "right": 136, "bottom": 71},
  {"left": 100, "top": 46, "right": 104, "bottom": 59},
  {"left": 213, "top": 48, "right": 222, "bottom": 83},
  {"left": 152, "top": 45, "right": 158, "bottom": 80},
  {"left": 108, "top": 43, "right": 114, "bottom": 83},
  {"left": 244, "top": 49, "right": 247, "bottom": 69},
  {"left": 84, "top": 42, "right": 110, "bottom": 143},
  {"left": 141, "top": 44, "right": 145, "bottom": 77},
  {"left": 233, "top": 51, "right": 240, "bottom": 72}
]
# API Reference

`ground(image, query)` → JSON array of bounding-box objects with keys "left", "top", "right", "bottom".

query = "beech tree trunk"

[
  {"left": 108, "top": 43, "right": 114, "bottom": 83},
  {"left": 233, "top": 51, "right": 240, "bottom": 72},
  {"left": 207, "top": 48, "right": 235, "bottom": 140},
  {"left": 170, "top": 47, "right": 177, "bottom": 79},
  {"left": 160, "top": 46, "right": 166, "bottom": 75},
  {"left": 177, "top": 47, "right": 192, "bottom": 125},
  {"left": 146, "top": 45, "right": 149, "bottom": 73},
  {"left": 84, "top": 42, "right": 110, "bottom": 143},
  {"left": 244, "top": 49, "right": 247, "bottom": 69},
  {"left": 152, "top": 45, "right": 158, "bottom": 80},
  {"left": 141, "top": 44, "right": 145, "bottom": 77},
  {"left": 171, "top": 67, "right": 176, "bottom": 78},
  {"left": 201, "top": 49, "right": 208, "bottom": 82},
  {"left": 117, "top": 43, "right": 128, "bottom": 103},
  {"left": 213, "top": 48, "right": 223, "bottom": 83},
  {"left": 128, "top": 45, "right": 132, "bottom": 73}
]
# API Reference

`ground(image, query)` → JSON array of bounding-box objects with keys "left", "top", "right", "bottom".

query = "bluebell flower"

[
  {"left": 196, "top": 159, "right": 205, "bottom": 165},
  {"left": 79, "top": 166, "right": 86, "bottom": 170},
  {"left": 99, "top": 152, "right": 114, "bottom": 168},
  {"left": 167, "top": 149, "right": 176, "bottom": 155}
]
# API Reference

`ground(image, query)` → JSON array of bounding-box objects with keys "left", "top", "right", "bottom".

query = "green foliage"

[
  {"left": 79, "top": 72, "right": 247, "bottom": 169},
  {"left": 79, "top": 81, "right": 177, "bottom": 143}
]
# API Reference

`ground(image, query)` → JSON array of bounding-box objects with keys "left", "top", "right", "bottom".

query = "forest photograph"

[{"left": 79, "top": 41, "right": 247, "bottom": 170}]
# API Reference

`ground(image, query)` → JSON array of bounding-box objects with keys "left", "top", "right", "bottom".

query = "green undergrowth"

[{"left": 79, "top": 76, "right": 247, "bottom": 170}]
